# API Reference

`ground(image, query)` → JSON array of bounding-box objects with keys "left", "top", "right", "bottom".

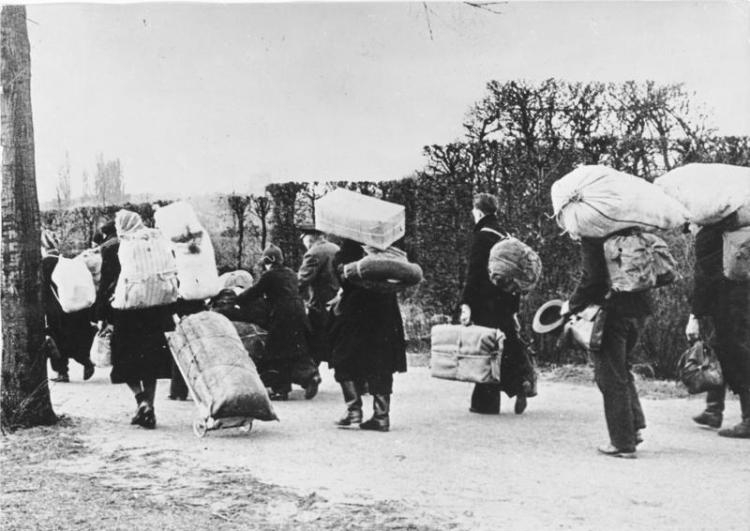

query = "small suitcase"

[
  {"left": 166, "top": 311, "right": 278, "bottom": 437},
  {"left": 430, "top": 324, "right": 505, "bottom": 384}
]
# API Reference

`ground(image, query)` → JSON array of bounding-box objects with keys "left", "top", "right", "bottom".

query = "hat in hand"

[{"left": 532, "top": 299, "right": 566, "bottom": 334}]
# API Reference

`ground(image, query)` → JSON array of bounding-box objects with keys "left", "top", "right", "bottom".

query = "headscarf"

[
  {"left": 115, "top": 210, "right": 145, "bottom": 237},
  {"left": 41, "top": 230, "right": 59, "bottom": 252}
]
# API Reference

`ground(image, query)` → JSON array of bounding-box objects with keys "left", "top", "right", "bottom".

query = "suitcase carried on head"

[{"left": 430, "top": 324, "right": 505, "bottom": 384}]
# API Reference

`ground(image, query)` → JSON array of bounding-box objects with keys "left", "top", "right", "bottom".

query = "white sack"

[
  {"left": 154, "top": 201, "right": 204, "bottom": 242},
  {"left": 173, "top": 235, "right": 221, "bottom": 300},
  {"left": 655, "top": 163, "right": 750, "bottom": 226},
  {"left": 51, "top": 256, "right": 96, "bottom": 313},
  {"left": 551, "top": 165, "right": 689, "bottom": 239}
]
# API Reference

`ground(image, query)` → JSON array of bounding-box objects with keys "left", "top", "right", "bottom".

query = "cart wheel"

[
  {"left": 239, "top": 419, "right": 253, "bottom": 433},
  {"left": 193, "top": 418, "right": 208, "bottom": 438}
]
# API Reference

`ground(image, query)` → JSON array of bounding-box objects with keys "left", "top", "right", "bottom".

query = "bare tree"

[
  {"left": 94, "top": 154, "right": 125, "bottom": 206},
  {"left": 227, "top": 194, "right": 252, "bottom": 269},
  {"left": 248, "top": 193, "right": 271, "bottom": 250},
  {"left": 55, "top": 151, "right": 72, "bottom": 209},
  {"left": 1, "top": 5, "right": 57, "bottom": 429}
]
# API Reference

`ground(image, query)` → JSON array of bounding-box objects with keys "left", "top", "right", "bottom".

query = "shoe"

[
  {"left": 50, "top": 373, "right": 69, "bottom": 383},
  {"left": 718, "top": 421, "right": 750, "bottom": 439},
  {"left": 514, "top": 391, "right": 527, "bottom": 415},
  {"left": 597, "top": 444, "right": 636, "bottom": 459},
  {"left": 469, "top": 407, "right": 499, "bottom": 415},
  {"left": 692, "top": 410, "right": 722, "bottom": 429},
  {"left": 360, "top": 394, "right": 390, "bottom": 432},
  {"left": 269, "top": 391, "right": 288, "bottom": 401},
  {"left": 304, "top": 375, "right": 321, "bottom": 400},
  {"left": 131, "top": 403, "right": 148, "bottom": 425},
  {"left": 83, "top": 363, "right": 95, "bottom": 381}
]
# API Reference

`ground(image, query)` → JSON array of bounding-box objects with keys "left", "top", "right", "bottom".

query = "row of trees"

[{"left": 53, "top": 152, "right": 126, "bottom": 210}]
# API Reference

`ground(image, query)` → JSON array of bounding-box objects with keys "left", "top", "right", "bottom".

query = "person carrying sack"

[
  {"left": 459, "top": 193, "right": 535, "bottom": 416},
  {"left": 686, "top": 213, "right": 750, "bottom": 439},
  {"left": 562, "top": 231, "right": 652, "bottom": 458}
]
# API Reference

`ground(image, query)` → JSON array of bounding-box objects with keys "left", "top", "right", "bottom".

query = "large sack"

[
  {"left": 430, "top": 324, "right": 505, "bottom": 384},
  {"left": 723, "top": 227, "right": 750, "bottom": 281},
  {"left": 603, "top": 232, "right": 678, "bottom": 292},
  {"left": 232, "top": 321, "right": 268, "bottom": 363},
  {"left": 487, "top": 236, "right": 542, "bottom": 293},
  {"left": 551, "top": 165, "right": 689, "bottom": 239},
  {"left": 78, "top": 248, "right": 102, "bottom": 290},
  {"left": 51, "top": 256, "right": 96, "bottom": 313},
  {"left": 173, "top": 235, "right": 221, "bottom": 300},
  {"left": 316, "top": 188, "right": 406, "bottom": 250},
  {"left": 154, "top": 201, "right": 204, "bottom": 242},
  {"left": 167, "top": 312, "right": 277, "bottom": 421},
  {"left": 342, "top": 246, "right": 422, "bottom": 293},
  {"left": 111, "top": 228, "right": 179, "bottom": 310},
  {"left": 219, "top": 269, "right": 254, "bottom": 290},
  {"left": 655, "top": 163, "right": 750, "bottom": 226}
]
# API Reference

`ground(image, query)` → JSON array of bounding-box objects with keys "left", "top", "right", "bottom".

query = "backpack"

[
  {"left": 603, "top": 231, "right": 677, "bottom": 292},
  {"left": 111, "top": 228, "right": 179, "bottom": 310},
  {"left": 50, "top": 256, "right": 97, "bottom": 313},
  {"left": 722, "top": 226, "right": 750, "bottom": 281},
  {"left": 482, "top": 228, "right": 542, "bottom": 293}
]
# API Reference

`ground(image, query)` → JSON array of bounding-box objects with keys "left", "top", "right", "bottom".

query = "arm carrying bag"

[{"left": 677, "top": 339, "right": 723, "bottom": 394}]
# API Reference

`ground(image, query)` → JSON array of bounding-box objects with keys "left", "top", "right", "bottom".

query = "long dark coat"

[
  {"left": 41, "top": 253, "right": 95, "bottom": 369},
  {"left": 329, "top": 241, "right": 406, "bottom": 394},
  {"left": 96, "top": 237, "right": 174, "bottom": 384},
  {"left": 236, "top": 266, "right": 310, "bottom": 362},
  {"left": 692, "top": 215, "right": 750, "bottom": 393}
]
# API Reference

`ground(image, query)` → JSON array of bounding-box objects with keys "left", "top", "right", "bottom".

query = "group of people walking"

[{"left": 41, "top": 190, "right": 749, "bottom": 453}]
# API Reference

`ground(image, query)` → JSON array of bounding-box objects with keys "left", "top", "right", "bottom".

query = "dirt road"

[{"left": 3, "top": 366, "right": 749, "bottom": 530}]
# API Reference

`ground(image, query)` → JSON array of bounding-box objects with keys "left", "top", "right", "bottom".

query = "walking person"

[
  {"left": 459, "top": 193, "right": 535, "bottom": 415},
  {"left": 41, "top": 230, "right": 96, "bottom": 383},
  {"left": 95, "top": 210, "right": 175, "bottom": 429},
  {"left": 236, "top": 244, "right": 320, "bottom": 400},
  {"left": 297, "top": 225, "right": 340, "bottom": 365},
  {"left": 329, "top": 239, "right": 407, "bottom": 432},
  {"left": 686, "top": 214, "right": 750, "bottom": 438},
  {"left": 564, "top": 234, "right": 651, "bottom": 458}
]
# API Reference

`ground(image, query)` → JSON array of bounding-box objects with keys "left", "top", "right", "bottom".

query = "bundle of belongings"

[
  {"left": 656, "top": 163, "right": 750, "bottom": 282},
  {"left": 154, "top": 201, "right": 221, "bottom": 301},
  {"left": 316, "top": 188, "right": 422, "bottom": 293},
  {"left": 486, "top": 232, "right": 542, "bottom": 294},
  {"left": 166, "top": 311, "right": 278, "bottom": 433},
  {"left": 51, "top": 254, "right": 97, "bottom": 313},
  {"left": 430, "top": 324, "right": 505, "bottom": 384}
]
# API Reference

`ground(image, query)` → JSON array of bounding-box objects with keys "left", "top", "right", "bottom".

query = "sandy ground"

[{"left": 3, "top": 364, "right": 750, "bottom": 530}]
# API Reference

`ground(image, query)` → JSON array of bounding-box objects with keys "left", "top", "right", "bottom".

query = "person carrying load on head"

[
  {"left": 41, "top": 230, "right": 96, "bottom": 383},
  {"left": 95, "top": 210, "right": 176, "bottom": 429},
  {"left": 297, "top": 224, "right": 340, "bottom": 367},
  {"left": 686, "top": 212, "right": 750, "bottom": 439},
  {"left": 459, "top": 193, "right": 536, "bottom": 416},
  {"left": 236, "top": 244, "right": 320, "bottom": 401}
]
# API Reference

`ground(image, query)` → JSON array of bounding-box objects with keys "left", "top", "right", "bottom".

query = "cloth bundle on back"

[
  {"left": 50, "top": 255, "right": 97, "bottom": 313},
  {"left": 154, "top": 201, "right": 221, "bottom": 301},
  {"left": 340, "top": 245, "right": 423, "bottom": 293},
  {"left": 485, "top": 232, "right": 542, "bottom": 294}
]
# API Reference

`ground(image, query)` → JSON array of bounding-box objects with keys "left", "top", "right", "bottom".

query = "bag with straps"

[
  {"left": 562, "top": 304, "right": 607, "bottom": 352},
  {"left": 677, "top": 339, "right": 723, "bottom": 394},
  {"left": 483, "top": 228, "right": 542, "bottom": 293},
  {"left": 722, "top": 226, "right": 750, "bottom": 281},
  {"left": 603, "top": 231, "right": 678, "bottom": 292},
  {"left": 430, "top": 324, "right": 505, "bottom": 384}
]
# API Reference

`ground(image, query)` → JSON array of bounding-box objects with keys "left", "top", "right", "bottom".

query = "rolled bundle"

[
  {"left": 488, "top": 237, "right": 542, "bottom": 293},
  {"left": 342, "top": 246, "right": 423, "bottom": 293}
]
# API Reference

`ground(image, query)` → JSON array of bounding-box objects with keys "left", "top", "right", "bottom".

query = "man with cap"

[{"left": 297, "top": 224, "right": 340, "bottom": 366}]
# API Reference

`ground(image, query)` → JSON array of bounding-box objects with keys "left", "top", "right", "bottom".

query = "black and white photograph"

[{"left": 2, "top": 1, "right": 749, "bottom": 529}]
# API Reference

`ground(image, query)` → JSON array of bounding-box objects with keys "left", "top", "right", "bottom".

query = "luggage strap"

[{"left": 480, "top": 228, "right": 509, "bottom": 240}]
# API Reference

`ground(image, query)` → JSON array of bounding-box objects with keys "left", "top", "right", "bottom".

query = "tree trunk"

[{"left": 1, "top": 6, "right": 57, "bottom": 428}]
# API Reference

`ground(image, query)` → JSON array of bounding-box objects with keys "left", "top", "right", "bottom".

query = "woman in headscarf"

[
  {"left": 236, "top": 244, "right": 319, "bottom": 400},
  {"left": 328, "top": 239, "right": 407, "bottom": 432},
  {"left": 95, "top": 210, "right": 175, "bottom": 429},
  {"left": 41, "top": 230, "right": 96, "bottom": 383}
]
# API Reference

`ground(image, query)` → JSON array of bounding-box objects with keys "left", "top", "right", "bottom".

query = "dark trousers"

[
  {"left": 592, "top": 314, "right": 646, "bottom": 450},
  {"left": 470, "top": 335, "right": 535, "bottom": 413},
  {"left": 261, "top": 357, "right": 319, "bottom": 394}
]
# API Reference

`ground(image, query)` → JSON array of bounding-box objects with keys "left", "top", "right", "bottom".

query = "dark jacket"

[
  {"left": 692, "top": 214, "right": 741, "bottom": 317},
  {"left": 329, "top": 241, "right": 407, "bottom": 381},
  {"left": 237, "top": 266, "right": 310, "bottom": 361},
  {"left": 569, "top": 237, "right": 651, "bottom": 318},
  {"left": 461, "top": 214, "right": 519, "bottom": 332},
  {"left": 298, "top": 239, "right": 340, "bottom": 311}
]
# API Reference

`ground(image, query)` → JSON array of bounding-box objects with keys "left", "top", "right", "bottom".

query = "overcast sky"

[{"left": 26, "top": 1, "right": 750, "bottom": 202}]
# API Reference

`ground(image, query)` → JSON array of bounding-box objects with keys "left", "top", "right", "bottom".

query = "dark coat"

[
  {"left": 96, "top": 238, "right": 174, "bottom": 384},
  {"left": 237, "top": 266, "right": 310, "bottom": 362},
  {"left": 329, "top": 241, "right": 407, "bottom": 388},
  {"left": 41, "top": 253, "right": 95, "bottom": 364},
  {"left": 692, "top": 215, "right": 750, "bottom": 393},
  {"left": 460, "top": 214, "right": 520, "bottom": 332},
  {"left": 298, "top": 239, "right": 340, "bottom": 311},
  {"left": 568, "top": 237, "right": 652, "bottom": 318}
]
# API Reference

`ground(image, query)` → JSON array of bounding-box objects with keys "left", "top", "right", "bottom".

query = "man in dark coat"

[
  {"left": 297, "top": 225, "right": 340, "bottom": 364},
  {"left": 329, "top": 239, "right": 407, "bottom": 432},
  {"left": 237, "top": 244, "right": 320, "bottom": 400},
  {"left": 566, "top": 233, "right": 652, "bottom": 458},
  {"left": 686, "top": 213, "right": 750, "bottom": 439},
  {"left": 460, "top": 193, "right": 535, "bottom": 415}
]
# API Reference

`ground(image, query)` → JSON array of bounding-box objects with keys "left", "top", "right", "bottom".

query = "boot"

[
  {"left": 360, "top": 394, "right": 390, "bottom": 432},
  {"left": 131, "top": 392, "right": 148, "bottom": 425},
  {"left": 718, "top": 390, "right": 750, "bottom": 439},
  {"left": 693, "top": 386, "right": 725, "bottom": 429},
  {"left": 335, "top": 381, "right": 362, "bottom": 427},
  {"left": 514, "top": 381, "right": 530, "bottom": 415}
]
